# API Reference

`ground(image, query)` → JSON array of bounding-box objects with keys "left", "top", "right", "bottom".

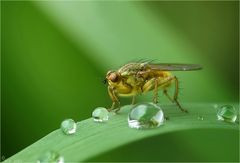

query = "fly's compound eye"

[
  {"left": 108, "top": 72, "right": 119, "bottom": 83},
  {"left": 106, "top": 71, "right": 112, "bottom": 76}
]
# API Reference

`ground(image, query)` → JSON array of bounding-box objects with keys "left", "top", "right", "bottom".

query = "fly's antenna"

[
  {"left": 97, "top": 75, "right": 107, "bottom": 85},
  {"left": 102, "top": 78, "right": 107, "bottom": 84}
]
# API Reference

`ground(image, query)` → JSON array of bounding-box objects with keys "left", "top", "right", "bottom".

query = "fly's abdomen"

[{"left": 155, "top": 71, "right": 172, "bottom": 78}]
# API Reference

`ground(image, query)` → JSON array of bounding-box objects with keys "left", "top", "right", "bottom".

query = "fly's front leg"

[
  {"left": 108, "top": 86, "right": 120, "bottom": 112},
  {"left": 163, "top": 89, "right": 174, "bottom": 103}
]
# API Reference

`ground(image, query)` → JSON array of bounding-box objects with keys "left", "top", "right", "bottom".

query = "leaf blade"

[{"left": 4, "top": 103, "right": 239, "bottom": 162}]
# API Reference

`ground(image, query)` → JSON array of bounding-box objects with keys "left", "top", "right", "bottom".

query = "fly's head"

[{"left": 104, "top": 70, "right": 121, "bottom": 86}]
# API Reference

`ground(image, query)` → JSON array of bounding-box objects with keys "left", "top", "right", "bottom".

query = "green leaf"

[{"left": 4, "top": 103, "right": 238, "bottom": 162}]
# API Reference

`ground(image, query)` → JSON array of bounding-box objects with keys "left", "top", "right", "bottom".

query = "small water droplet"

[
  {"left": 128, "top": 102, "right": 164, "bottom": 129},
  {"left": 92, "top": 107, "right": 109, "bottom": 122},
  {"left": 217, "top": 105, "right": 237, "bottom": 123},
  {"left": 197, "top": 115, "right": 204, "bottom": 120},
  {"left": 37, "top": 151, "right": 64, "bottom": 163},
  {"left": 61, "top": 119, "right": 77, "bottom": 135},
  {"left": 213, "top": 104, "right": 219, "bottom": 109}
]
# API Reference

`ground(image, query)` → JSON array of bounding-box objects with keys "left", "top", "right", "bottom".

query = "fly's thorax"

[
  {"left": 125, "top": 75, "right": 144, "bottom": 87},
  {"left": 113, "top": 79, "right": 137, "bottom": 96},
  {"left": 109, "top": 75, "right": 142, "bottom": 96},
  {"left": 118, "top": 62, "right": 147, "bottom": 76}
]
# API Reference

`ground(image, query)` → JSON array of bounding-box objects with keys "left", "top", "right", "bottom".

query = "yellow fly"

[{"left": 104, "top": 61, "right": 202, "bottom": 113}]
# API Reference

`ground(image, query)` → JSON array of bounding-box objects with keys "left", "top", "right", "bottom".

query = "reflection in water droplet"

[
  {"left": 37, "top": 151, "right": 64, "bottom": 163},
  {"left": 217, "top": 105, "right": 237, "bottom": 123},
  {"left": 92, "top": 107, "right": 109, "bottom": 122},
  {"left": 128, "top": 102, "right": 164, "bottom": 129},
  {"left": 197, "top": 115, "right": 204, "bottom": 120},
  {"left": 61, "top": 119, "right": 77, "bottom": 135}
]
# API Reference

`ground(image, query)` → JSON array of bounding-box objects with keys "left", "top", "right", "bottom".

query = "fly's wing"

[{"left": 149, "top": 63, "right": 202, "bottom": 71}]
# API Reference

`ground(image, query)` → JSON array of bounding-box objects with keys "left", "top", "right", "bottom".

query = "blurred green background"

[{"left": 1, "top": 1, "right": 239, "bottom": 161}]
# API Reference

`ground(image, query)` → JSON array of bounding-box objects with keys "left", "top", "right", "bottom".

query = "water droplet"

[
  {"left": 217, "top": 105, "right": 237, "bottom": 123},
  {"left": 61, "top": 119, "right": 77, "bottom": 135},
  {"left": 213, "top": 104, "right": 219, "bottom": 109},
  {"left": 128, "top": 102, "right": 164, "bottom": 129},
  {"left": 197, "top": 115, "right": 204, "bottom": 120},
  {"left": 37, "top": 151, "right": 64, "bottom": 163},
  {"left": 92, "top": 107, "right": 109, "bottom": 122}
]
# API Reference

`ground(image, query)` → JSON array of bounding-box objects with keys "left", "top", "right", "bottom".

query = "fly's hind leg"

[
  {"left": 163, "top": 90, "right": 174, "bottom": 102},
  {"left": 173, "top": 77, "right": 188, "bottom": 113},
  {"left": 108, "top": 86, "right": 120, "bottom": 113},
  {"left": 142, "top": 76, "right": 187, "bottom": 112},
  {"left": 163, "top": 76, "right": 188, "bottom": 113}
]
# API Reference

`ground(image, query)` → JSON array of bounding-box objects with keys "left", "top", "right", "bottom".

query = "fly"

[{"left": 104, "top": 62, "right": 202, "bottom": 113}]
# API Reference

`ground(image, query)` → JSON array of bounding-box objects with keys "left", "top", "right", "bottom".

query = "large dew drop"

[
  {"left": 37, "top": 150, "right": 64, "bottom": 163},
  {"left": 217, "top": 105, "right": 237, "bottom": 123},
  {"left": 92, "top": 107, "right": 109, "bottom": 122},
  {"left": 60, "top": 119, "right": 77, "bottom": 135},
  {"left": 128, "top": 102, "right": 164, "bottom": 129}
]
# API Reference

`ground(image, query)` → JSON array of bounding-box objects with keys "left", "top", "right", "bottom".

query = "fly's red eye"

[{"left": 109, "top": 73, "right": 118, "bottom": 82}]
